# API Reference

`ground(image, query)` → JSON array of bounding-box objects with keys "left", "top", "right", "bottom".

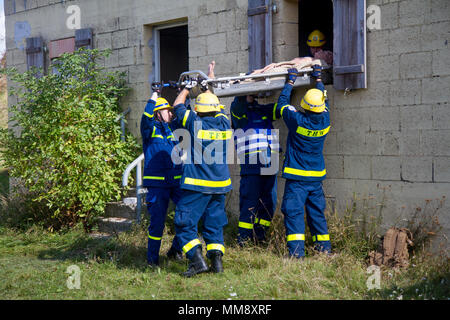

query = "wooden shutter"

[
  {"left": 75, "top": 28, "right": 93, "bottom": 50},
  {"left": 248, "top": 0, "right": 272, "bottom": 73},
  {"left": 25, "top": 37, "right": 45, "bottom": 77},
  {"left": 333, "top": 0, "right": 367, "bottom": 90}
]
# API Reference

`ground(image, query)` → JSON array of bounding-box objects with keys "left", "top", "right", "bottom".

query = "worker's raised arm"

[
  {"left": 140, "top": 91, "right": 159, "bottom": 140},
  {"left": 311, "top": 65, "right": 329, "bottom": 110},
  {"left": 230, "top": 96, "right": 248, "bottom": 129},
  {"left": 274, "top": 68, "right": 299, "bottom": 130}
]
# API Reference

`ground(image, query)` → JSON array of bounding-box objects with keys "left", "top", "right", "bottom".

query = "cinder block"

[
  {"left": 369, "top": 106, "right": 400, "bottom": 131},
  {"left": 367, "top": 30, "right": 390, "bottom": 57},
  {"left": 206, "top": 0, "right": 228, "bottom": 13},
  {"left": 197, "top": 14, "right": 218, "bottom": 36},
  {"left": 189, "top": 36, "right": 207, "bottom": 57},
  {"left": 422, "top": 76, "right": 450, "bottom": 104},
  {"left": 389, "top": 26, "right": 421, "bottom": 55},
  {"left": 325, "top": 156, "right": 344, "bottom": 179},
  {"left": 112, "top": 30, "right": 128, "bottom": 49},
  {"left": 421, "top": 129, "right": 450, "bottom": 156},
  {"left": 432, "top": 48, "right": 450, "bottom": 77},
  {"left": 324, "top": 131, "right": 338, "bottom": 155},
  {"left": 401, "top": 156, "right": 433, "bottom": 182},
  {"left": 430, "top": 0, "right": 450, "bottom": 23},
  {"left": 128, "top": 65, "right": 148, "bottom": 84},
  {"left": 104, "top": 49, "right": 119, "bottom": 68},
  {"left": 118, "top": 47, "right": 135, "bottom": 66},
  {"left": 206, "top": 32, "right": 227, "bottom": 55},
  {"left": 433, "top": 104, "right": 450, "bottom": 129},
  {"left": 96, "top": 17, "right": 120, "bottom": 34},
  {"left": 399, "top": 130, "right": 420, "bottom": 155},
  {"left": 390, "top": 79, "right": 421, "bottom": 106},
  {"left": 96, "top": 32, "right": 112, "bottom": 50},
  {"left": 381, "top": 131, "right": 401, "bottom": 156},
  {"left": 421, "top": 21, "right": 450, "bottom": 51},
  {"left": 399, "top": 0, "right": 430, "bottom": 27},
  {"left": 381, "top": 2, "right": 399, "bottom": 29},
  {"left": 235, "top": 8, "right": 248, "bottom": 30},
  {"left": 127, "top": 28, "right": 142, "bottom": 47},
  {"left": 399, "top": 52, "right": 432, "bottom": 79},
  {"left": 368, "top": 54, "right": 399, "bottom": 82},
  {"left": 236, "top": 50, "right": 249, "bottom": 74},
  {"left": 344, "top": 156, "right": 372, "bottom": 179},
  {"left": 273, "top": 23, "right": 298, "bottom": 46},
  {"left": 217, "top": 10, "right": 236, "bottom": 33},
  {"left": 372, "top": 156, "right": 401, "bottom": 180},
  {"left": 13, "top": 49, "right": 26, "bottom": 66},
  {"left": 226, "top": 30, "right": 241, "bottom": 53},
  {"left": 400, "top": 105, "right": 433, "bottom": 130},
  {"left": 434, "top": 157, "right": 450, "bottom": 182},
  {"left": 240, "top": 29, "right": 248, "bottom": 51}
]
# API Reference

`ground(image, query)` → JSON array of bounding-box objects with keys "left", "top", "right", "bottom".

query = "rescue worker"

[
  {"left": 140, "top": 87, "right": 184, "bottom": 267},
  {"left": 230, "top": 95, "right": 279, "bottom": 246},
  {"left": 275, "top": 65, "right": 332, "bottom": 259},
  {"left": 307, "top": 29, "right": 333, "bottom": 65},
  {"left": 172, "top": 81, "right": 232, "bottom": 277}
]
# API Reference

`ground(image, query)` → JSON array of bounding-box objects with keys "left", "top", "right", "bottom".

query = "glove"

[
  {"left": 200, "top": 79, "right": 209, "bottom": 92},
  {"left": 287, "top": 68, "right": 298, "bottom": 84},
  {"left": 311, "top": 65, "right": 322, "bottom": 79},
  {"left": 184, "top": 79, "right": 198, "bottom": 91},
  {"left": 151, "top": 82, "right": 162, "bottom": 94}
]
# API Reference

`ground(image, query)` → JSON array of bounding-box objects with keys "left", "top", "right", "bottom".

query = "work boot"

[
  {"left": 208, "top": 251, "right": 224, "bottom": 273},
  {"left": 167, "top": 247, "right": 184, "bottom": 261},
  {"left": 182, "top": 247, "right": 209, "bottom": 278}
]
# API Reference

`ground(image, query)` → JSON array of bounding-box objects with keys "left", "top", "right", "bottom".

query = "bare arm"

[{"left": 174, "top": 88, "right": 190, "bottom": 106}]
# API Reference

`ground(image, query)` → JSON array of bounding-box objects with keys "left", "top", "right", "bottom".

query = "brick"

[
  {"left": 206, "top": 33, "right": 227, "bottom": 55},
  {"left": 420, "top": 21, "right": 450, "bottom": 51},
  {"left": 399, "top": 52, "right": 432, "bottom": 79},
  {"left": 344, "top": 156, "right": 372, "bottom": 179},
  {"left": 189, "top": 36, "right": 207, "bottom": 57},
  {"left": 325, "top": 156, "right": 344, "bottom": 179},
  {"left": 401, "top": 156, "right": 433, "bottom": 182},
  {"left": 389, "top": 26, "right": 421, "bottom": 54},
  {"left": 399, "top": 0, "right": 431, "bottom": 27},
  {"left": 369, "top": 106, "right": 400, "bottom": 131},
  {"left": 372, "top": 156, "right": 401, "bottom": 180},
  {"left": 434, "top": 157, "right": 450, "bottom": 182},
  {"left": 390, "top": 79, "right": 421, "bottom": 106},
  {"left": 432, "top": 48, "right": 450, "bottom": 77},
  {"left": 422, "top": 76, "right": 450, "bottom": 104},
  {"left": 400, "top": 105, "right": 433, "bottom": 130},
  {"left": 112, "top": 30, "right": 128, "bottom": 49},
  {"left": 433, "top": 103, "right": 450, "bottom": 129}
]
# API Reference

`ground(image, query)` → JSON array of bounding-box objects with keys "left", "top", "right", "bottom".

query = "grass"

[{"left": 0, "top": 217, "right": 448, "bottom": 300}]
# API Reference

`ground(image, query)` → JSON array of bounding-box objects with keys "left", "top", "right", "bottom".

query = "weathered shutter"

[
  {"left": 75, "top": 28, "right": 93, "bottom": 50},
  {"left": 25, "top": 37, "right": 44, "bottom": 77},
  {"left": 248, "top": 0, "right": 272, "bottom": 73},
  {"left": 333, "top": 0, "right": 367, "bottom": 90}
]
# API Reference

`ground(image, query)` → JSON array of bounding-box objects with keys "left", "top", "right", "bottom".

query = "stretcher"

[{"left": 177, "top": 66, "right": 331, "bottom": 98}]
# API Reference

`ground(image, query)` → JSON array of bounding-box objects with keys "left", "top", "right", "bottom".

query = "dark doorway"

[
  {"left": 159, "top": 25, "right": 189, "bottom": 105},
  {"left": 298, "top": 0, "right": 333, "bottom": 58}
]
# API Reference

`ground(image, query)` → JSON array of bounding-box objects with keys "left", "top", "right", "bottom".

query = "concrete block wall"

[{"left": 4, "top": 0, "right": 450, "bottom": 237}]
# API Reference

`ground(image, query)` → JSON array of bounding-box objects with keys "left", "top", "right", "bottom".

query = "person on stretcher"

[{"left": 250, "top": 30, "right": 332, "bottom": 75}]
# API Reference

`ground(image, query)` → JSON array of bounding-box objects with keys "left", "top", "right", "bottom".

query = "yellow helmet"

[
  {"left": 300, "top": 89, "right": 326, "bottom": 113},
  {"left": 307, "top": 30, "right": 326, "bottom": 47},
  {"left": 194, "top": 92, "right": 224, "bottom": 113},
  {"left": 154, "top": 97, "right": 172, "bottom": 112}
]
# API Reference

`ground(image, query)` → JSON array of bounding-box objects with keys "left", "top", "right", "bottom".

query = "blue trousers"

[
  {"left": 174, "top": 190, "right": 228, "bottom": 260},
  {"left": 281, "top": 180, "right": 331, "bottom": 258},
  {"left": 238, "top": 174, "right": 277, "bottom": 244},
  {"left": 146, "top": 186, "right": 182, "bottom": 265}
]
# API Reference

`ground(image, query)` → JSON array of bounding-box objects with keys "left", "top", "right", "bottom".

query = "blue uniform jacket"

[
  {"left": 140, "top": 99, "right": 183, "bottom": 188},
  {"left": 275, "top": 82, "right": 330, "bottom": 182},
  {"left": 173, "top": 103, "right": 233, "bottom": 194},
  {"left": 230, "top": 96, "right": 279, "bottom": 175}
]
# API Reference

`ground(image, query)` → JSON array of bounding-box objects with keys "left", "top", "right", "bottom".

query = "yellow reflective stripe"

[
  {"left": 182, "top": 110, "right": 191, "bottom": 127},
  {"left": 184, "top": 177, "right": 231, "bottom": 188},
  {"left": 313, "top": 234, "right": 330, "bottom": 242},
  {"left": 144, "top": 176, "right": 165, "bottom": 180},
  {"left": 215, "top": 113, "right": 229, "bottom": 119},
  {"left": 151, "top": 127, "right": 164, "bottom": 139},
  {"left": 174, "top": 175, "right": 182, "bottom": 180},
  {"left": 273, "top": 103, "right": 278, "bottom": 120},
  {"left": 284, "top": 167, "right": 326, "bottom": 177},
  {"left": 182, "top": 239, "right": 201, "bottom": 253},
  {"left": 255, "top": 218, "right": 271, "bottom": 227},
  {"left": 261, "top": 116, "right": 268, "bottom": 120},
  {"left": 197, "top": 130, "right": 233, "bottom": 140},
  {"left": 144, "top": 112, "right": 154, "bottom": 118},
  {"left": 167, "top": 134, "right": 174, "bottom": 139},
  {"left": 296, "top": 126, "right": 330, "bottom": 138},
  {"left": 244, "top": 150, "right": 262, "bottom": 155},
  {"left": 280, "top": 105, "right": 289, "bottom": 116},
  {"left": 287, "top": 234, "right": 305, "bottom": 241},
  {"left": 148, "top": 234, "right": 162, "bottom": 241},
  {"left": 238, "top": 221, "right": 254, "bottom": 230},
  {"left": 231, "top": 111, "right": 247, "bottom": 120},
  {"left": 206, "top": 243, "right": 225, "bottom": 254}
]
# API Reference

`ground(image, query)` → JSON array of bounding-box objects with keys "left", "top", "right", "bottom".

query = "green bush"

[{"left": 0, "top": 49, "right": 140, "bottom": 231}]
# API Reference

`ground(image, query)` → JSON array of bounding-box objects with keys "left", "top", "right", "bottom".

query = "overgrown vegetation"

[{"left": 0, "top": 49, "right": 140, "bottom": 231}]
